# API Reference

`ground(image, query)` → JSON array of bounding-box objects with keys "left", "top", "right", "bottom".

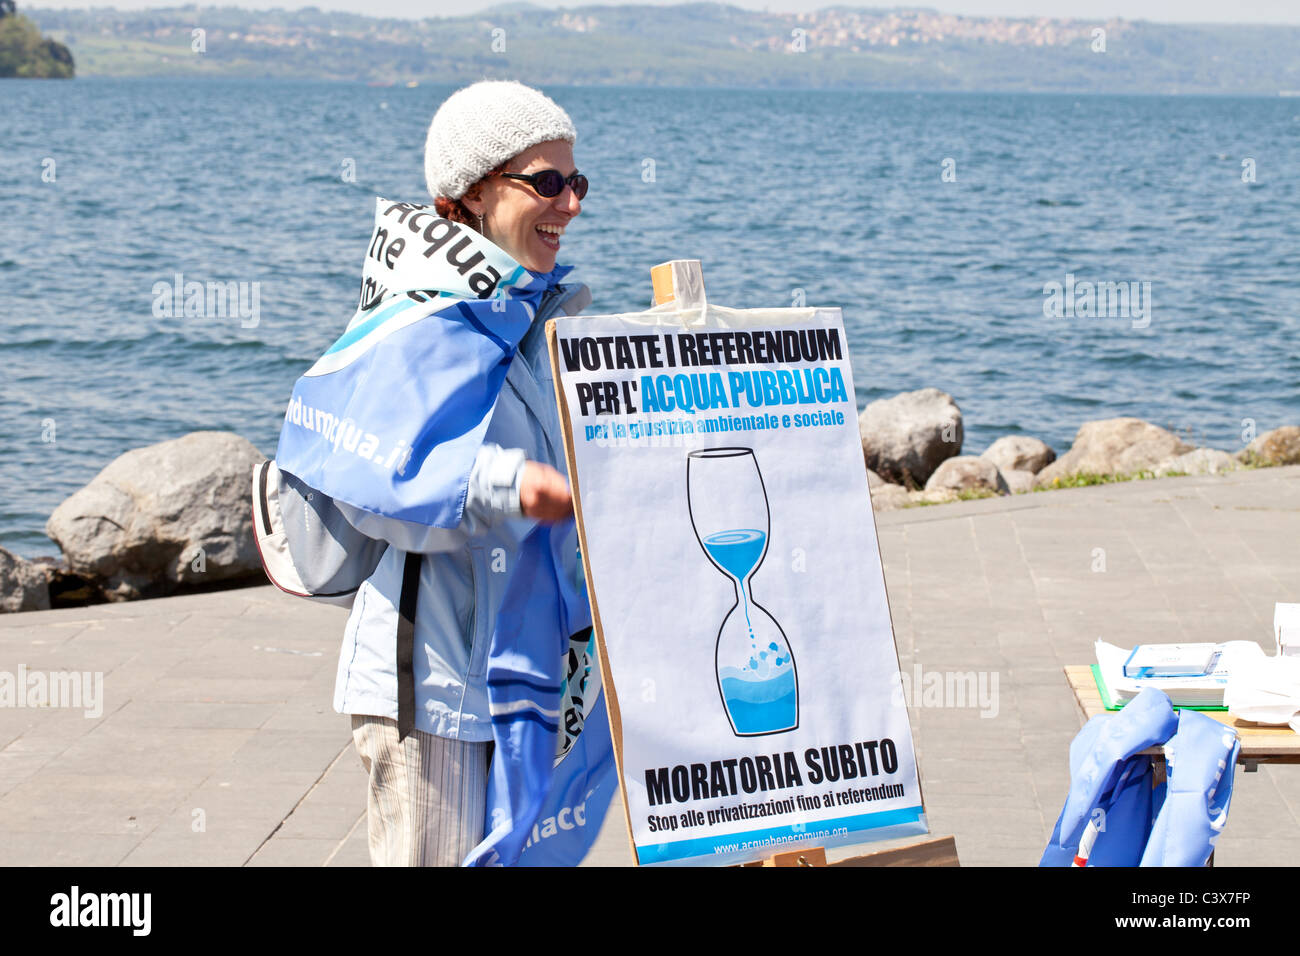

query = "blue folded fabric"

[
  {"left": 1140, "top": 708, "right": 1240, "bottom": 867},
  {"left": 1041, "top": 686, "right": 1241, "bottom": 867},
  {"left": 1041, "top": 687, "right": 1177, "bottom": 867}
]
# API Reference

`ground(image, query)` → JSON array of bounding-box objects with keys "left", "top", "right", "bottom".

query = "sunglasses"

[{"left": 495, "top": 168, "right": 589, "bottom": 200}]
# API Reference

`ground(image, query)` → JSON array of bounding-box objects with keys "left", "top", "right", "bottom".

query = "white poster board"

[{"left": 548, "top": 294, "right": 927, "bottom": 867}]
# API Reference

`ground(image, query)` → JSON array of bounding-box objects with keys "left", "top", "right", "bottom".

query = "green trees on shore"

[{"left": 0, "top": 1, "right": 75, "bottom": 78}]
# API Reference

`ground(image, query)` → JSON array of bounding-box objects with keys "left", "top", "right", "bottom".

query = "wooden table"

[{"left": 1064, "top": 665, "right": 1300, "bottom": 771}]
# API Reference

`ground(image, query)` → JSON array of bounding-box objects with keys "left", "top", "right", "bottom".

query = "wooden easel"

[
  {"left": 548, "top": 260, "right": 960, "bottom": 868},
  {"left": 745, "top": 836, "right": 960, "bottom": 867}
]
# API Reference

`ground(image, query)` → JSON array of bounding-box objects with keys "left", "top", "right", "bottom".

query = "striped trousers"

[{"left": 350, "top": 715, "right": 491, "bottom": 867}]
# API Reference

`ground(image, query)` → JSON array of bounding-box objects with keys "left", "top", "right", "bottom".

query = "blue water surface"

[{"left": 3, "top": 80, "right": 1299, "bottom": 556}]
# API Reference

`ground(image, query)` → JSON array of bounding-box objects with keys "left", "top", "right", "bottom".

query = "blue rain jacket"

[{"left": 1041, "top": 686, "right": 1240, "bottom": 867}]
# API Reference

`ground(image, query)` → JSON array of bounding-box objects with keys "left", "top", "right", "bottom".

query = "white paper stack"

[
  {"left": 1225, "top": 654, "right": 1300, "bottom": 730},
  {"left": 1276, "top": 603, "right": 1300, "bottom": 658},
  {"left": 1095, "top": 640, "right": 1266, "bottom": 708}
]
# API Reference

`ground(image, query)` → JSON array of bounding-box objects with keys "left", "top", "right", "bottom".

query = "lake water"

[{"left": 3, "top": 79, "right": 1298, "bottom": 557}]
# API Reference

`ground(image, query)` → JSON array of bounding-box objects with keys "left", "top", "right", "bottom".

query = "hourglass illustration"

[{"left": 687, "top": 447, "right": 798, "bottom": 737}]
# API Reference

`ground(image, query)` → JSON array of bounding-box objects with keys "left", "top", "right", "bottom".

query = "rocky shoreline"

[
  {"left": 859, "top": 387, "right": 1300, "bottom": 512},
  {"left": 1, "top": 431, "right": 267, "bottom": 612},
  {"left": 2, "top": 392, "right": 1298, "bottom": 613}
]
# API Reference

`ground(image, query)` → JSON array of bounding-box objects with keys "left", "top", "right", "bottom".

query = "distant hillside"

[
  {"left": 27, "top": 3, "right": 1300, "bottom": 93},
  {"left": 1, "top": 1, "right": 74, "bottom": 77}
]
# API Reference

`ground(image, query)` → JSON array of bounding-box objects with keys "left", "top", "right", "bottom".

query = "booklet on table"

[
  {"left": 1094, "top": 640, "right": 1267, "bottom": 710},
  {"left": 1122, "top": 643, "right": 1219, "bottom": 679}
]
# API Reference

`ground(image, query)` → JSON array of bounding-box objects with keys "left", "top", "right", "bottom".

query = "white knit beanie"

[{"left": 424, "top": 80, "right": 577, "bottom": 202}]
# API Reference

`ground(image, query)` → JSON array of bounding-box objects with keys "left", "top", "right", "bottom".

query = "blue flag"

[
  {"left": 275, "top": 197, "right": 572, "bottom": 527},
  {"left": 463, "top": 521, "right": 617, "bottom": 867}
]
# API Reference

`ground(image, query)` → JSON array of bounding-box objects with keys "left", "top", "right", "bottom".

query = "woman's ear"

[{"left": 461, "top": 183, "right": 486, "bottom": 219}]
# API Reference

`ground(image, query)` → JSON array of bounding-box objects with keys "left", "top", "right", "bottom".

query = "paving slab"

[{"left": 0, "top": 465, "right": 1296, "bottom": 866}]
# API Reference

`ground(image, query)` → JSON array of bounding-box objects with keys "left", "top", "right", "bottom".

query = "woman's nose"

[{"left": 557, "top": 186, "right": 581, "bottom": 215}]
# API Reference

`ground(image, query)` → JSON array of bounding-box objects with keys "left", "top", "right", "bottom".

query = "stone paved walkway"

[{"left": 1, "top": 465, "right": 1296, "bottom": 866}]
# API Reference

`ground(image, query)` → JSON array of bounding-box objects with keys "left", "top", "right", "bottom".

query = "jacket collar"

[
  {"left": 509, "top": 262, "right": 576, "bottom": 299},
  {"left": 507, "top": 279, "right": 591, "bottom": 464}
]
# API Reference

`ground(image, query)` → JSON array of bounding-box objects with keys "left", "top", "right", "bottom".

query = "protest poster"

[{"left": 546, "top": 263, "right": 928, "bottom": 866}]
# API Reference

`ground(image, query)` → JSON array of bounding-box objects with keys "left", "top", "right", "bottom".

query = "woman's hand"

[{"left": 519, "top": 461, "right": 573, "bottom": 522}]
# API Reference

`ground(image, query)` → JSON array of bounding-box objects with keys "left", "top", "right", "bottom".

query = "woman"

[{"left": 322, "top": 80, "right": 593, "bottom": 866}]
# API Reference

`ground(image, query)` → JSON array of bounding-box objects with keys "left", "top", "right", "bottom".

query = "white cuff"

[{"left": 486, "top": 447, "right": 527, "bottom": 518}]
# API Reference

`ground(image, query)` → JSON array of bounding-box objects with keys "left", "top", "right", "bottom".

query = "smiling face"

[{"left": 461, "top": 139, "right": 582, "bottom": 274}]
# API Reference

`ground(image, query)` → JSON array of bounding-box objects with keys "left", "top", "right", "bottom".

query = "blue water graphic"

[
  {"left": 704, "top": 528, "right": 766, "bottom": 670},
  {"left": 702, "top": 528, "right": 766, "bottom": 581},
  {"left": 719, "top": 666, "right": 797, "bottom": 735}
]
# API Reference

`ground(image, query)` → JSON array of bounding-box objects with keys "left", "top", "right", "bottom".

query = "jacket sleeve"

[{"left": 333, "top": 443, "right": 529, "bottom": 554}]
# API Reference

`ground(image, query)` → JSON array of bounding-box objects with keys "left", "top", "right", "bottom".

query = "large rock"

[
  {"left": 869, "top": 483, "right": 911, "bottom": 512},
  {"left": 0, "top": 546, "right": 50, "bottom": 613},
  {"left": 906, "top": 488, "right": 959, "bottom": 507},
  {"left": 45, "top": 431, "right": 264, "bottom": 601},
  {"left": 1001, "top": 469, "right": 1037, "bottom": 494},
  {"left": 1239, "top": 426, "right": 1300, "bottom": 466},
  {"left": 924, "top": 456, "right": 1009, "bottom": 495},
  {"left": 1153, "top": 448, "right": 1238, "bottom": 477},
  {"left": 859, "top": 388, "right": 963, "bottom": 488},
  {"left": 1035, "top": 418, "right": 1194, "bottom": 487},
  {"left": 980, "top": 436, "right": 1056, "bottom": 475}
]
